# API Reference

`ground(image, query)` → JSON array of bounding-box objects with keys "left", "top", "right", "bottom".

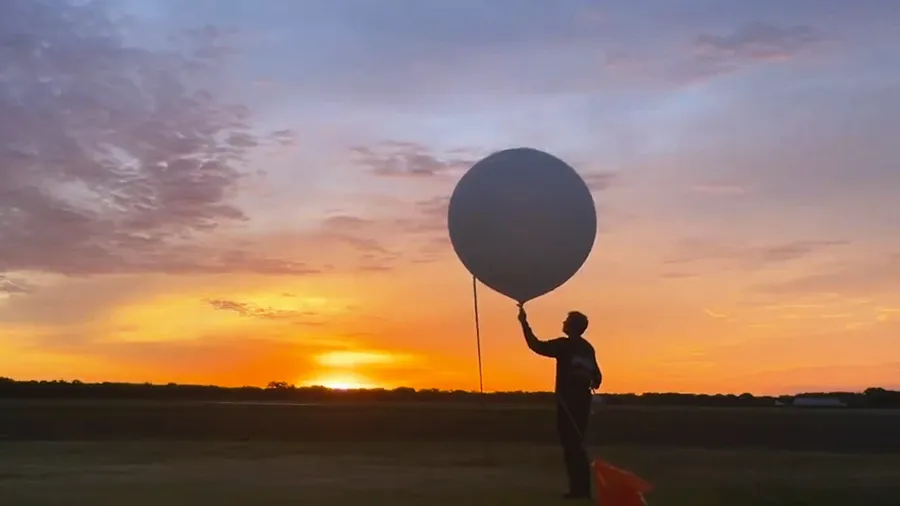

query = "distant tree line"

[{"left": 1, "top": 378, "right": 898, "bottom": 408}]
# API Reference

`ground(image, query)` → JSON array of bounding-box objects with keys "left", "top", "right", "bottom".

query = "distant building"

[{"left": 792, "top": 396, "right": 846, "bottom": 407}]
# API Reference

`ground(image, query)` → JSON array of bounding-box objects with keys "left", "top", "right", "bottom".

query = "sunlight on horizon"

[
  {"left": 301, "top": 373, "right": 378, "bottom": 391},
  {"left": 314, "top": 351, "right": 410, "bottom": 368}
]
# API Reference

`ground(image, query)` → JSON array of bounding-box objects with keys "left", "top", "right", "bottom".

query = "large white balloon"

[{"left": 447, "top": 147, "right": 597, "bottom": 303}]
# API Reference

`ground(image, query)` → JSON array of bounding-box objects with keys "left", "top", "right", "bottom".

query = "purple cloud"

[
  {"left": 0, "top": 0, "right": 297, "bottom": 277},
  {"left": 695, "top": 22, "right": 820, "bottom": 62},
  {"left": 675, "top": 22, "right": 822, "bottom": 83},
  {"left": 351, "top": 141, "right": 476, "bottom": 178},
  {"left": 206, "top": 298, "right": 325, "bottom": 325},
  {"left": 582, "top": 172, "right": 618, "bottom": 192}
]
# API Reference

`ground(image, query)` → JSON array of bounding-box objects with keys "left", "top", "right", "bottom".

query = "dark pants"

[{"left": 556, "top": 396, "right": 591, "bottom": 495}]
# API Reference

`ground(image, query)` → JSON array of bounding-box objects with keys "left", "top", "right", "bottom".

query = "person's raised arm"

[{"left": 517, "top": 304, "right": 561, "bottom": 358}]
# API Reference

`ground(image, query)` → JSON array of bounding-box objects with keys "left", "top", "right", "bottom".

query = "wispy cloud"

[
  {"left": 686, "top": 22, "right": 822, "bottom": 80},
  {"left": 875, "top": 307, "right": 900, "bottom": 322},
  {"left": 665, "top": 239, "right": 848, "bottom": 270},
  {"left": 0, "top": 1, "right": 296, "bottom": 277},
  {"left": 703, "top": 309, "right": 728, "bottom": 319},
  {"left": 597, "top": 20, "right": 826, "bottom": 89},
  {"left": 351, "top": 141, "right": 477, "bottom": 178},
  {"left": 206, "top": 298, "right": 324, "bottom": 325},
  {"left": 583, "top": 172, "right": 619, "bottom": 192},
  {"left": 757, "top": 254, "right": 900, "bottom": 295},
  {"left": 0, "top": 276, "right": 31, "bottom": 295}
]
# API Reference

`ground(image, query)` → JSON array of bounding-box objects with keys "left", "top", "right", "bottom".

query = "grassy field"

[
  {"left": 2, "top": 442, "right": 900, "bottom": 505},
  {"left": 1, "top": 401, "right": 899, "bottom": 505},
  {"left": 2, "top": 400, "right": 899, "bottom": 452}
]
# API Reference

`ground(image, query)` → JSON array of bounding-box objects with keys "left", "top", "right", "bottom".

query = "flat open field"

[
  {"left": 2, "top": 400, "right": 899, "bottom": 452},
  {"left": 1, "top": 401, "right": 899, "bottom": 505},
  {"left": 2, "top": 442, "right": 900, "bottom": 505}
]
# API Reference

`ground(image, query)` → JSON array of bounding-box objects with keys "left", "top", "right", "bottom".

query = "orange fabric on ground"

[{"left": 592, "top": 458, "right": 653, "bottom": 506}]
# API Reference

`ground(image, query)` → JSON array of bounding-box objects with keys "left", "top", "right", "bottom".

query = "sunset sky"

[{"left": 2, "top": 0, "right": 899, "bottom": 395}]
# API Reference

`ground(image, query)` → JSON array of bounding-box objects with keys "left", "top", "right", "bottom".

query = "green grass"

[
  {"left": 2, "top": 401, "right": 899, "bottom": 504},
  {"left": 1, "top": 442, "right": 899, "bottom": 505}
]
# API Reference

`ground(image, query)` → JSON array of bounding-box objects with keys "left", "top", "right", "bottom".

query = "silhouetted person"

[{"left": 518, "top": 305, "right": 601, "bottom": 500}]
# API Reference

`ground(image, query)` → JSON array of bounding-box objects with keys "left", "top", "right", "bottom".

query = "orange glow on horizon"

[
  {"left": 2, "top": 197, "right": 899, "bottom": 397},
  {"left": 314, "top": 350, "right": 412, "bottom": 368},
  {"left": 301, "top": 373, "right": 378, "bottom": 391}
]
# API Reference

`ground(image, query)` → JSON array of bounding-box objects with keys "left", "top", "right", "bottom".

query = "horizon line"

[{"left": 1, "top": 377, "right": 894, "bottom": 398}]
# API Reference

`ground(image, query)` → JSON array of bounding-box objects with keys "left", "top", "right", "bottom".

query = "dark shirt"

[{"left": 528, "top": 336, "right": 601, "bottom": 405}]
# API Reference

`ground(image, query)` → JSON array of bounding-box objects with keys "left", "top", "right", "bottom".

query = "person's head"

[{"left": 562, "top": 311, "right": 589, "bottom": 337}]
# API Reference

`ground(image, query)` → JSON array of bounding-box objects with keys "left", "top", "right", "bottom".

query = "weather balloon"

[{"left": 447, "top": 147, "right": 597, "bottom": 304}]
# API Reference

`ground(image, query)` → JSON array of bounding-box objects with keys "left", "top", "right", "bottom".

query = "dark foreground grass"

[
  {"left": 3, "top": 400, "right": 900, "bottom": 452},
  {"left": 1, "top": 442, "right": 899, "bottom": 506}
]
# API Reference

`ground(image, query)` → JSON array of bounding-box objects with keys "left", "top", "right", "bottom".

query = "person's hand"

[{"left": 517, "top": 303, "right": 527, "bottom": 324}]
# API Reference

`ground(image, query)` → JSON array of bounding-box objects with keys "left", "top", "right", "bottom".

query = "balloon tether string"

[
  {"left": 472, "top": 275, "right": 484, "bottom": 394},
  {"left": 471, "top": 275, "right": 491, "bottom": 465}
]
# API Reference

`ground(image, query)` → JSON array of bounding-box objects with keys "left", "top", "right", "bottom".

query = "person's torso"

[{"left": 553, "top": 337, "right": 596, "bottom": 399}]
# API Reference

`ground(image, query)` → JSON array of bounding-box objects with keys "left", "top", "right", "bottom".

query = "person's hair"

[{"left": 567, "top": 311, "right": 589, "bottom": 335}]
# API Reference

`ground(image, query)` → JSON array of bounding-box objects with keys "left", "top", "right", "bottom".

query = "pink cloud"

[
  {"left": 351, "top": 141, "right": 477, "bottom": 178},
  {"left": 0, "top": 0, "right": 298, "bottom": 277},
  {"left": 678, "top": 22, "right": 822, "bottom": 83}
]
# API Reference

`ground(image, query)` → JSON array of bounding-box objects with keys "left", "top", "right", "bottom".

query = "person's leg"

[
  {"left": 569, "top": 401, "right": 592, "bottom": 497},
  {"left": 556, "top": 406, "right": 578, "bottom": 495},
  {"left": 558, "top": 402, "right": 590, "bottom": 499}
]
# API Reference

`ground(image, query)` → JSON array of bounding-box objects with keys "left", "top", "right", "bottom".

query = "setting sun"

[{"left": 303, "top": 374, "right": 377, "bottom": 391}]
